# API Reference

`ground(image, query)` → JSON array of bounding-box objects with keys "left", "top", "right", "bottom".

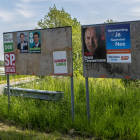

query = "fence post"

[
  {"left": 71, "top": 76, "right": 74, "bottom": 121},
  {"left": 85, "top": 77, "right": 90, "bottom": 122},
  {"left": 7, "top": 74, "right": 10, "bottom": 111}
]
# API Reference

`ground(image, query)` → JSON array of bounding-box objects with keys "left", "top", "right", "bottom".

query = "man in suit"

[
  {"left": 84, "top": 27, "right": 98, "bottom": 59},
  {"left": 33, "top": 32, "right": 41, "bottom": 48},
  {"left": 17, "top": 33, "right": 28, "bottom": 52}
]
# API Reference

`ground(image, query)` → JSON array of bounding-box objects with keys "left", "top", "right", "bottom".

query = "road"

[{"left": 0, "top": 78, "right": 37, "bottom": 94}]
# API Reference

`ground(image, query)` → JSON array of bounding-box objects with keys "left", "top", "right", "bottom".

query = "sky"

[{"left": 1, "top": 0, "right": 140, "bottom": 60}]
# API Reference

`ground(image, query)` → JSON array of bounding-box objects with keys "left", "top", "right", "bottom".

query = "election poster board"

[
  {"left": 82, "top": 20, "right": 140, "bottom": 79},
  {"left": 106, "top": 24, "right": 131, "bottom": 63},
  {"left": 3, "top": 27, "right": 72, "bottom": 76}
]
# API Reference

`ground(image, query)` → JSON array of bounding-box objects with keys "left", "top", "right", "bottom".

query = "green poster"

[{"left": 4, "top": 43, "right": 13, "bottom": 52}]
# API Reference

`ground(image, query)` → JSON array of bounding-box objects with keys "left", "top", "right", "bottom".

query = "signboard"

[
  {"left": 3, "top": 27, "right": 73, "bottom": 76},
  {"left": 82, "top": 20, "right": 140, "bottom": 79},
  {"left": 53, "top": 51, "right": 68, "bottom": 75},
  {"left": 106, "top": 24, "right": 131, "bottom": 63},
  {"left": 5, "top": 52, "right": 16, "bottom": 73}
]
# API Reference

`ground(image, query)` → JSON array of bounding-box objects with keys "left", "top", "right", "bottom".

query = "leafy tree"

[
  {"left": 105, "top": 19, "right": 116, "bottom": 23},
  {"left": 38, "top": 5, "right": 82, "bottom": 76}
]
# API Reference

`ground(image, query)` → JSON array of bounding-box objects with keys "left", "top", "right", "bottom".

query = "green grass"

[
  {"left": 0, "top": 75, "right": 35, "bottom": 84},
  {"left": 0, "top": 123, "right": 87, "bottom": 140},
  {"left": 0, "top": 76, "right": 140, "bottom": 139}
]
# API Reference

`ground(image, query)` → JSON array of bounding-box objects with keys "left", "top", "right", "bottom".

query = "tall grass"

[
  {"left": 0, "top": 75, "right": 34, "bottom": 84},
  {"left": 0, "top": 76, "right": 140, "bottom": 139}
]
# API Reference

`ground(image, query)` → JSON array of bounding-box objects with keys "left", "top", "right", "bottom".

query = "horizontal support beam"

[{"left": 4, "top": 87, "right": 63, "bottom": 101}]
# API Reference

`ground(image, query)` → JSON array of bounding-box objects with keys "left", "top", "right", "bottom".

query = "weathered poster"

[
  {"left": 82, "top": 26, "right": 106, "bottom": 62},
  {"left": 106, "top": 24, "right": 131, "bottom": 63},
  {"left": 29, "top": 31, "right": 41, "bottom": 53},
  {"left": 53, "top": 51, "right": 68, "bottom": 75},
  {"left": 3, "top": 33, "right": 13, "bottom": 53},
  {"left": 17, "top": 32, "right": 28, "bottom": 53}
]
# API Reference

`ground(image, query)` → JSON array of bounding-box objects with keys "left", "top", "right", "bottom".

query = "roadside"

[
  {"left": 0, "top": 76, "right": 37, "bottom": 94},
  {"left": 0, "top": 120, "right": 95, "bottom": 140}
]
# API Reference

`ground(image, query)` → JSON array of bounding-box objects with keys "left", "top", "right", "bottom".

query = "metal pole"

[
  {"left": 71, "top": 76, "right": 74, "bottom": 121},
  {"left": 85, "top": 77, "right": 90, "bottom": 122},
  {"left": 7, "top": 74, "right": 10, "bottom": 110}
]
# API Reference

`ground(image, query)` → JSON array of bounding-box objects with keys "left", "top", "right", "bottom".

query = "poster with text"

[
  {"left": 17, "top": 32, "right": 28, "bottom": 53},
  {"left": 29, "top": 31, "right": 41, "bottom": 53},
  {"left": 106, "top": 24, "right": 131, "bottom": 63},
  {"left": 82, "top": 26, "right": 106, "bottom": 62},
  {"left": 5, "top": 52, "right": 16, "bottom": 73},
  {"left": 3, "top": 33, "right": 13, "bottom": 53},
  {"left": 53, "top": 51, "right": 68, "bottom": 75}
]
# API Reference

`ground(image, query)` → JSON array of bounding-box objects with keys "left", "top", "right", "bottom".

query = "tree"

[
  {"left": 105, "top": 19, "right": 116, "bottom": 23},
  {"left": 38, "top": 5, "right": 82, "bottom": 76}
]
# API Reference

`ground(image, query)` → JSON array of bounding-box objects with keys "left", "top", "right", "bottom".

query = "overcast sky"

[{"left": 1, "top": 0, "right": 140, "bottom": 60}]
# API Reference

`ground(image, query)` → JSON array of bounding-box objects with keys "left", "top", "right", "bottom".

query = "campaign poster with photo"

[
  {"left": 3, "top": 33, "right": 13, "bottom": 53},
  {"left": 29, "top": 31, "right": 41, "bottom": 53},
  {"left": 106, "top": 24, "right": 131, "bottom": 63},
  {"left": 53, "top": 51, "right": 68, "bottom": 75},
  {"left": 82, "top": 26, "right": 106, "bottom": 63},
  {"left": 17, "top": 32, "right": 28, "bottom": 53}
]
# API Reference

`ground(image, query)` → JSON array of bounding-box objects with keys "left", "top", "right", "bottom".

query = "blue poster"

[
  {"left": 29, "top": 31, "right": 41, "bottom": 53},
  {"left": 106, "top": 24, "right": 131, "bottom": 50}
]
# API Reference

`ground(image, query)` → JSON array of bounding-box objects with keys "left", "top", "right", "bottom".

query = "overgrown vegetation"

[
  {"left": 0, "top": 75, "right": 34, "bottom": 84},
  {"left": 0, "top": 76, "right": 140, "bottom": 139},
  {"left": 0, "top": 60, "right": 4, "bottom": 67}
]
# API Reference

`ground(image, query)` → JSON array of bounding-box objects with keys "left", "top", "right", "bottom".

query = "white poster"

[
  {"left": 53, "top": 51, "right": 68, "bottom": 75},
  {"left": 3, "top": 33, "right": 13, "bottom": 43}
]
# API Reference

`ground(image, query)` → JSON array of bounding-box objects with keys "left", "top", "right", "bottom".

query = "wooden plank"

[
  {"left": 4, "top": 27, "right": 72, "bottom": 76},
  {"left": 82, "top": 21, "right": 140, "bottom": 79}
]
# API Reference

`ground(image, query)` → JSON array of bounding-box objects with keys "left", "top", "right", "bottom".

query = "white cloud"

[
  {"left": 19, "top": 0, "right": 31, "bottom": 2},
  {"left": 19, "top": 0, "right": 46, "bottom": 2},
  {"left": 13, "top": 22, "right": 38, "bottom": 30},
  {"left": 92, "top": 11, "right": 100, "bottom": 14},
  {"left": 15, "top": 3, "right": 35, "bottom": 18},
  {"left": 117, "top": 0, "right": 140, "bottom": 4},
  {"left": 127, "top": 7, "right": 140, "bottom": 16},
  {"left": 16, "top": 9, "right": 34, "bottom": 18},
  {"left": 0, "top": 9, "right": 16, "bottom": 22},
  {"left": 130, "top": 7, "right": 140, "bottom": 13}
]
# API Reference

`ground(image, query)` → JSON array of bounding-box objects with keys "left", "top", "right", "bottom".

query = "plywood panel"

[
  {"left": 4, "top": 27, "right": 72, "bottom": 76},
  {"left": 82, "top": 21, "right": 140, "bottom": 79}
]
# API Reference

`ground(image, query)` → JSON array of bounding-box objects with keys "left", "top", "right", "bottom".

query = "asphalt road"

[{"left": 0, "top": 78, "right": 37, "bottom": 94}]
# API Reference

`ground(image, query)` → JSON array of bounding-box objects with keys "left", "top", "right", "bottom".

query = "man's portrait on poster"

[
  {"left": 83, "top": 26, "right": 106, "bottom": 62},
  {"left": 17, "top": 32, "right": 28, "bottom": 53},
  {"left": 33, "top": 32, "right": 41, "bottom": 48}
]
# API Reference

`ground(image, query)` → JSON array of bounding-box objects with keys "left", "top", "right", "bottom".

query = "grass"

[
  {"left": 0, "top": 75, "right": 35, "bottom": 84},
  {"left": 0, "top": 122, "right": 91, "bottom": 140},
  {"left": 0, "top": 76, "right": 140, "bottom": 139}
]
